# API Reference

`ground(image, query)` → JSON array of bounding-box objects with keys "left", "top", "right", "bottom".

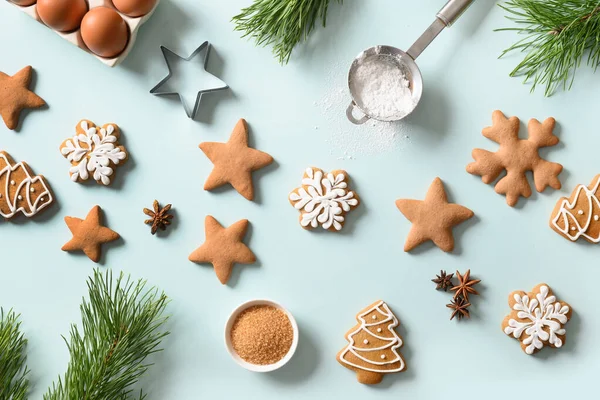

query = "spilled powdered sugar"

[{"left": 315, "top": 62, "right": 411, "bottom": 160}]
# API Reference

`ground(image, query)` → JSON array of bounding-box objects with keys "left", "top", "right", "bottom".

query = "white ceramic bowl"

[{"left": 224, "top": 299, "right": 299, "bottom": 372}]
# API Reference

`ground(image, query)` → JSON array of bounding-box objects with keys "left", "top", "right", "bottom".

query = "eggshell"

[
  {"left": 37, "top": 0, "right": 88, "bottom": 32},
  {"left": 10, "top": 0, "right": 37, "bottom": 6},
  {"left": 80, "top": 7, "right": 129, "bottom": 58},
  {"left": 112, "top": 0, "right": 158, "bottom": 17}
]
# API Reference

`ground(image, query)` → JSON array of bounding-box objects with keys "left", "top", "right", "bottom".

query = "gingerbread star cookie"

[
  {"left": 61, "top": 205, "right": 120, "bottom": 262},
  {"left": 188, "top": 216, "right": 256, "bottom": 284},
  {"left": 395, "top": 177, "right": 473, "bottom": 252},
  {"left": 0, "top": 66, "right": 46, "bottom": 130},
  {"left": 199, "top": 119, "right": 273, "bottom": 201},
  {"left": 502, "top": 283, "right": 571, "bottom": 355},
  {"left": 550, "top": 175, "right": 600, "bottom": 243},
  {"left": 467, "top": 110, "right": 562, "bottom": 207}
]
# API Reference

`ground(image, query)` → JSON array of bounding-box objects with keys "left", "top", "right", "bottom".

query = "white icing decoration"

[
  {"left": 578, "top": 210, "right": 584, "bottom": 215},
  {"left": 60, "top": 121, "right": 126, "bottom": 186},
  {"left": 289, "top": 167, "right": 359, "bottom": 231},
  {"left": 372, "top": 315, "right": 377, "bottom": 320},
  {"left": 503, "top": 285, "right": 570, "bottom": 355},
  {"left": 363, "top": 339, "right": 369, "bottom": 344},
  {"left": 338, "top": 301, "right": 405, "bottom": 373},
  {"left": 551, "top": 177, "right": 600, "bottom": 242},
  {"left": 0, "top": 154, "right": 53, "bottom": 218},
  {"left": 30, "top": 188, "right": 35, "bottom": 193},
  {"left": 381, "top": 355, "right": 386, "bottom": 359},
  {"left": 377, "top": 328, "right": 382, "bottom": 333}
]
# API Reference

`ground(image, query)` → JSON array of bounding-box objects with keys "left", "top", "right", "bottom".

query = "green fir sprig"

[
  {"left": 497, "top": 0, "right": 600, "bottom": 96},
  {"left": 45, "top": 270, "right": 169, "bottom": 400},
  {"left": 232, "top": 0, "right": 343, "bottom": 64},
  {"left": 0, "top": 309, "right": 29, "bottom": 400}
]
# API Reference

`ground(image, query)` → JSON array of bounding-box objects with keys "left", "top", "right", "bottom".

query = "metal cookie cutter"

[
  {"left": 346, "top": 0, "right": 473, "bottom": 124},
  {"left": 150, "top": 41, "right": 229, "bottom": 119}
]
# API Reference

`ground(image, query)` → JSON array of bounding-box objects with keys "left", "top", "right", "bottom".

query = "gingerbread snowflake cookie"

[
  {"left": 467, "top": 110, "right": 562, "bottom": 206},
  {"left": 502, "top": 284, "right": 571, "bottom": 355},
  {"left": 337, "top": 301, "right": 406, "bottom": 385},
  {"left": 60, "top": 120, "right": 128, "bottom": 185},
  {"left": 289, "top": 167, "right": 359, "bottom": 231},
  {"left": 550, "top": 175, "right": 600, "bottom": 243}
]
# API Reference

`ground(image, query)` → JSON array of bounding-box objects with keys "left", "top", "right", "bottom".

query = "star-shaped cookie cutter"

[{"left": 150, "top": 42, "right": 229, "bottom": 119}]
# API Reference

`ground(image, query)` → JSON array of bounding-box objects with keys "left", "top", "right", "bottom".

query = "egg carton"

[{"left": 7, "top": 0, "right": 160, "bottom": 67}]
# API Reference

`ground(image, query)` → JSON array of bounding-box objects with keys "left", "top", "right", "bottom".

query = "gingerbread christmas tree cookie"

[
  {"left": 550, "top": 175, "right": 600, "bottom": 243},
  {"left": 60, "top": 120, "right": 128, "bottom": 186},
  {"left": 337, "top": 301, "right": 406, "bottom": 385},
  {"left": 289, "top": 167, "right": 359, "bottom": 231},
  {"left": 502, "top": 284, "right": 571, "bottom": 355},
  {"left": 467, "top": 110, "right": 562, "bottom": 207},
  {"left": 0, "top": 151, "right": 53, "bottom": 219}
]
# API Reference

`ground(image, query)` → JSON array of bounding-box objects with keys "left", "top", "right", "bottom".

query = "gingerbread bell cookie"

[
  {"left": 199, "top": 119, "right": 273, "bottom": 201},
  {"left": 188, "top": 216, "right": 256, "bottom": 284},
  {"left": 61, "top": 205, "right": 120, "bottom": 263},
  {"left": 337, "top": 301, "right": 406, "bottom": 385},
  {"left": 289, "top": 167, "right": 359, "bottom": 231},
  {"left": 0, "top": 66, "right": 46, "bottom": 130},
  {"left": 0, "top": 151, "right": 53, "bottom": 219},
  {"left": 60, "top": 120, "right": 128, "bottom": 185},
  {"left": 395, "top": 177, "right": 473, "bottom": 252},
  {"left": 502, "top": 284, "right": 571, "bottom": 355},
  {"left": 467, "top": 110, "right": 562, "bottom": 206},
  {"left": 550, "top": 175, "right": 600, "bottom": 243}
]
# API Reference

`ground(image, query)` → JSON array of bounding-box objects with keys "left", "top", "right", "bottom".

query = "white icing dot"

[
  {"left": 377, "top": 328, "right": 382, "bottom": 333},
  {"left": 372, "top": 315, "right": 377, "bottom": 320},
  {"left": 571, "top": 227, "right": 576, "bottom": 231},
  {"left": 40, "top": 197, "right": 44, "bottom": 201},
  {"left": 363, "top": 339, "right": 369, "bottom": 344},
  {"left": 17, "top": 195, "right": 22, "bottom": 200},
  {"left": 380, "top": 355, "right": 386, "bottom": 360},
  {"left": 30, "top": 188, "right": 35, "bottom": 193},
  {"left": 595, "top": 215, "right": 599, "bottom": 221},
  {"left": 578, "top": 210, "right": 584, "bottom": 215},
  {"left": 10, "top": 180, "right": 15, "bottom": 185}
]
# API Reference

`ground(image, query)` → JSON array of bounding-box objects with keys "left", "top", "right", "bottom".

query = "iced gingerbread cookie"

[
  {"left": 550, "top": 175, "right": 600, "bottom": 243},
  {"left": 502, "top": 283, "right": 571, "bottom": 355},
  {"left": 467, "top": 110, "right": 562, "bottom": 206},
  {"left": 289, "top": 167, "right": 359, "bottom": 231},
  {"left": 0, "top": 151, "right": 53, "bottom": 219},
  {"left": 60, "top": 120, "right": 128, "bottom": 185},
  {"left": 337, "top": 301, "right": 406, "bottom": 385}
]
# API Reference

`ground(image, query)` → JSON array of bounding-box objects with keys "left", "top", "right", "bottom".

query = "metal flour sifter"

[{"left": 346, "top": 0, "right": 474, "bottom": 124}]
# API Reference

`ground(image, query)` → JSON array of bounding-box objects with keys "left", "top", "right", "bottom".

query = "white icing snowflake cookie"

[
  {"left": 289, "top": 167, "right": 359, "bottom": 231},
  {"left": 60, "top": 120, "right": 128, "bottom": 185},
  {"left": 502, "top": 283, "right": 572, "bottom": 355}
]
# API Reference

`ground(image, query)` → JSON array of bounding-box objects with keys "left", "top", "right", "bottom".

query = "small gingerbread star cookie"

[
  {"left": 0, "top": 66, "right": 46, "bottom": 130},
  {"left": 188, "top": 216, "right": 256, "bottom": 284},
  {"left": 502, "top": 283, "right": 572, "bottom": 355},
  {"left": 289, "top": 167, "right": 360, "bottom": 231},
  {"left": 395, "top": 177, "right": 473, "bottom": 252},
  {"left": 199, "top": 119, "right": 273, "bottom": 201},
  {"left": 61, "top": 205, "right": 120, "bottom": 263}
]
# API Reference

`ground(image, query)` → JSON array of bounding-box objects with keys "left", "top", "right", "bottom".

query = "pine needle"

[
  {"left": 0, "top": 309, "right": 29, "bottom": 400},
  {"left": 497, "top": 0, "right": 600, "bottom": 96},
  {"left": 44, "top": 269, "right": 170, "bottom": 400},
  {"left": 232, "top": 0, "right": 343, "bottom": 64}
]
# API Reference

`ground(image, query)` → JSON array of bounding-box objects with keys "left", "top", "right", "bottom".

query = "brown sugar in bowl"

[{"left": 225, "top": 300, "right": 299, "bottom": 372}]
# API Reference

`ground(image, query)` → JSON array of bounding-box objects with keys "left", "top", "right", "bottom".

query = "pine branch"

[
  {"left": 44, "top": 269, "right": 170, "bottom": 400},
  {"left": 0, "top": 309, "right": 29, "bottom": 400},
  {"left": 497, "top": 0, "right": 600, "bottom": 96},
  {"left": 232, "top": 0, "right": 343, "bottom": 64}
]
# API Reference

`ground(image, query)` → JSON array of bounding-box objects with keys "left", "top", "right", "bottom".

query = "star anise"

[
  {"left": 451, "top": 269, "right": 481, "bottom": 301},
  {"left": 143, "top": 200, "right": 173, "bottom": 235},
  {"left": 432, "top": 270, "right": 454, "bottom": 291},
  {"left": 447, "top": 296, "right": 471, "bottom": 320}
]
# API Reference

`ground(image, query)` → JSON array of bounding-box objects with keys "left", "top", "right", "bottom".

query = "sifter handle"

[{"left": 437, "top": 0, "right": 474, "bottom": 26}]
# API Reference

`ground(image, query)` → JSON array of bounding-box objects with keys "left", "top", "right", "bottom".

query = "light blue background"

[{"left": 1, "top": 0, "right": 598, "bottom": 398}]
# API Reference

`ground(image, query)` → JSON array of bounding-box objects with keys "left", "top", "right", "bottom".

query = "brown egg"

[
  {"left": 10, "top": 0, "right": 37, "bottom": 6},
  {"left": 112, "top": 0, "right": 158, "bottom": 17},
  {"left": 36, "top": 0, "right": 88, "bottom": 32},
  {"left": 80, "top": 7, "right": 129, "bottom": 58}
]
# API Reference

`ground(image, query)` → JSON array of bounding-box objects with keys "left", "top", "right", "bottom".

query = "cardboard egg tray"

[{"left": 7, "top": 0, "right": 160, "bottom": 67}]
